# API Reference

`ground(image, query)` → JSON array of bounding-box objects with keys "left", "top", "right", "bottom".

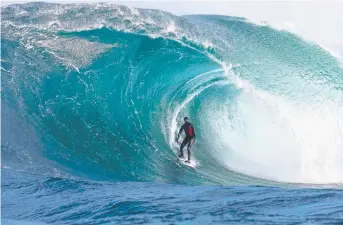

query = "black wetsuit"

[{"left": 177, "top": 122, "right": 196, "bottom": 161}]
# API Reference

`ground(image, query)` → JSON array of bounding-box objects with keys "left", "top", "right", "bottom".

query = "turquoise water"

[{"left": 2, "top": 2, "right": 343, "bottom": 224}]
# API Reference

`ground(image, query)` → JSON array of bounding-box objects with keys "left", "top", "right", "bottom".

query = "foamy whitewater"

[{"left": 2, "top": 3, "right": 343, "bottom": 224}]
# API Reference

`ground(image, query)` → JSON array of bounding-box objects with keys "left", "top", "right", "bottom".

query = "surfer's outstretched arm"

[
  {"left": 191, "top": 124, "right": 196, "bottom": 138},
  {"left": 191, "top": 124, "right": 196, "bottom": 144}
]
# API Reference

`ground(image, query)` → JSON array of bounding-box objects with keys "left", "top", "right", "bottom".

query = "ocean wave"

[{"left": 2, "top": 2, "right": 343, "bottom": 185}]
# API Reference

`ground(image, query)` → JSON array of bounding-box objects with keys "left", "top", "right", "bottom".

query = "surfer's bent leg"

[
  {"left": 179, "top": 137, "right": 188, "bottom": 158},
  {"left": 186, "top": 137, "right": 193, "bottom": 161}
]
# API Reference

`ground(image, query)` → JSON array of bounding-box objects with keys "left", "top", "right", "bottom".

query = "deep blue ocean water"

[{"left": 2, "top": 2, "right": 343, "bottom": 224}]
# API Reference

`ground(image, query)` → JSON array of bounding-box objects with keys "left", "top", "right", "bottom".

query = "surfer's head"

[{"left": 184, "top": 117, "right": 189, "bottom": 122}]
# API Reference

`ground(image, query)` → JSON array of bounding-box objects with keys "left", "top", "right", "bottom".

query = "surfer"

[{"left": 177, "top": 117, "right": 196, "bottom": 163}]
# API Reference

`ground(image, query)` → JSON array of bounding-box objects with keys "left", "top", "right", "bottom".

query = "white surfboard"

[{"left": 177, "top": 156, "right": 197, "bottom": 168}]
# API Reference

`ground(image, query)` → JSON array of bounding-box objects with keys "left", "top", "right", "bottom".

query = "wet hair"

[{"left": 184, "top": 117, "right": 189, "bottom": 121}]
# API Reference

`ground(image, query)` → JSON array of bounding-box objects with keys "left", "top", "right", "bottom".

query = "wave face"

[{"left": 2, "top": 2, "right": 343, "bottom": 185}]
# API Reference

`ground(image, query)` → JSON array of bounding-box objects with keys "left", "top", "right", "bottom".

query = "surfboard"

[{"left": 177, "top": 156, "right": 196, "bottom": 168}]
